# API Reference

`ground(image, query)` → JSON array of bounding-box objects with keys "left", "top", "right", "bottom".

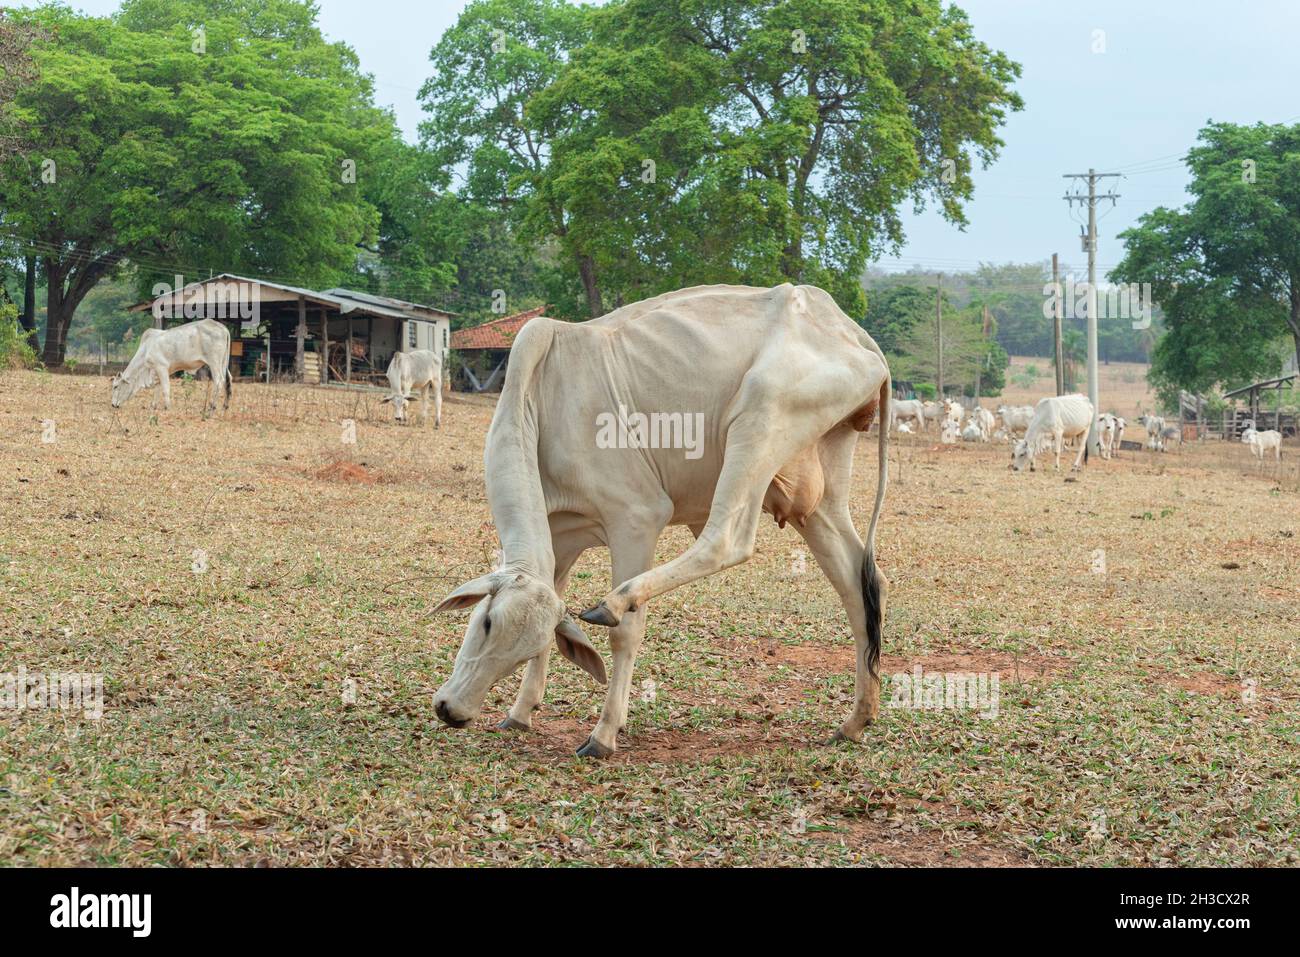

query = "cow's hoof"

[
  {"left": 576, "top": 736, "right": 614, "bottom": 759},
  {"left": 579, "top": 602, "right": 620, "bottom": 628},
  {"left": 823, "top": 729, "right": 861, "bottom": 746},
  {"left": 496, "top": 716, "right": 530, "bottom": 731}
]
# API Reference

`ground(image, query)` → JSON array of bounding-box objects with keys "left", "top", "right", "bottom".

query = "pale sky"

[{"left": 61, "top": 0, "right": 1300, "bottom": 277}]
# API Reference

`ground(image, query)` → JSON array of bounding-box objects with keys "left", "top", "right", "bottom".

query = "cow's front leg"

[
  {"left": 577, "top": 526, "right": 661, "bottom": 758},
  {"left": 499, "top": 531, "right": 589, "bottom": 731},
  {"left": 499, "top": 649, "right": 551, "bottom": 730}
]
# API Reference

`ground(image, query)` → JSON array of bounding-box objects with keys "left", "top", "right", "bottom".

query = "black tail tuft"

[
  {"left": 861, "top": 549, "right": 884, "bottom": 679},
  {"left": 224, "top": 371, "right": 233, "bottom": 408}
]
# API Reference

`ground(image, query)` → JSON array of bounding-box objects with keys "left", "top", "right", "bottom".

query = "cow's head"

[
  {"left": 1010, "top": 437, "right": 1035, "bottom": 471},
  {"left": 110, "top": 370, "right": 146, "bottom": 408},
  {"left": 379, "top": 392, "right": 415, "bottom": 422},
  {"left": 431, "top": 570, "right": 605, "bottom": 728}
]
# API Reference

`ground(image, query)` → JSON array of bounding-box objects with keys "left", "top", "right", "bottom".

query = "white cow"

[
  {"left": 922, "top": 400, "right": 945, "bottom": 423},
  {"left": 1097, "top": 413, "right": 1118, "bottom": 460},
  {"left": 971, "top": 407, "right": 995, "bottom": 441},
  {"left": 890, "top": 398, "right": 927, "bottom": 433},
  {"left": 996, "top": 404, "right": 1034, "bottom": 436},
  {"left": 110, "top": 319, "right": 231, "bottom": 413},
  {"left": 1112, "top": 416, "right": 1127, "bottom": 455},
  {"left": 943, "top": 398, "right": 964, "bottom": 427},
  {"left": 1011, "top": 394, "right": 1095, "bottom": 472},
  {"left": 1242, "top": 427, "right": 1282, "bottom": 467},
  {"left": 430, "top": 284, "right": 891, "bottom": 758},
  {"left": 382, "top": 349, "right": 443, "bottom": 427},
  {"left": 1139, "top": 414, "right": 1166, "bottom": 451},
  {"left": 960, "top": 422, "right": 982, "bottom": 442}
]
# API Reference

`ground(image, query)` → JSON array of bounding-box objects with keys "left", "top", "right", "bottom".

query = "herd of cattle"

[{"left": 888, "top": 392, "right": 1285, "bottom": 472}]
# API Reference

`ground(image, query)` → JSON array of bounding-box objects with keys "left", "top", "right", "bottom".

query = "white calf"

[{"left": 382, "top": 350, "right": 443, "bottom": 427}]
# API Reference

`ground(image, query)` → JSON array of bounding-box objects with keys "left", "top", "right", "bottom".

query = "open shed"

[
  {"left": 1222, "top": 373, "right": 1297, "bottom": 437},
  {"left": 449, "top": 306, "right": 547, "bottom": 392},
  {"left": 129, "top": 274, "right": 454, "bottom": 384}
]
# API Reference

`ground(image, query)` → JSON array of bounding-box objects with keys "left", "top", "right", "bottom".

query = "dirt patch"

[
  {"left": 827, "top": 811, "right": 1030, "bottom": 867},
  {"left": 490, "top": 714, "right": 800, "bottom": 765},
  {"left": 309, "top": 458, "right": 388, "bottom": 484},
  {"left": 720, "top": 637, "right": 1065, "bottom": 683}
]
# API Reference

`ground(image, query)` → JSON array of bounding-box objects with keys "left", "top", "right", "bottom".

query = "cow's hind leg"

[{"left": 798, "top": 427, "right": 884, "bottom": 742}]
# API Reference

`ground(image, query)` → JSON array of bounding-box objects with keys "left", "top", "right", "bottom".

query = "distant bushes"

[{"left": 0, "top": 303, "right": 38, "bottom": 369}]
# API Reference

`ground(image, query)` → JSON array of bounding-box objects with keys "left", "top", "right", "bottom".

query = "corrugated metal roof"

[
  {"left": 129, "top": 274, "right": 453, "bottom": 322},
  {"left": 450, "top": 307, "right": 548, "bottom": 351}
]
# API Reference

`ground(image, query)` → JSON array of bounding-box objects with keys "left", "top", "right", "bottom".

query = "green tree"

[
  {"left": 0, "top": 1, "right": 393, "bottom": 366},
  {"left": 419, "top": 0, "right": 594, "bottom": 312},
  {"left": 862, "top": 283, "right": 932, "bottom": 354},
  {"left": 425, "top": 0, "right": 1021, "bottom": 318},
  {"left": 1112, "top": 121, "right": 1300, "bottom": 396}
]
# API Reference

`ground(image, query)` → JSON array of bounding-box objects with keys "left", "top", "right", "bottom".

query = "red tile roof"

[{"left": 450, "top": 306, "right": 548, "bottom": 351}]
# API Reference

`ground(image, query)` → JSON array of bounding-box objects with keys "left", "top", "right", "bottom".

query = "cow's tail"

[
  {"left": 862, "top": 375, "right": 890, "bottom": 683},
  {"left": 224, "top": 367, "right": 233, "bottom": 409}
]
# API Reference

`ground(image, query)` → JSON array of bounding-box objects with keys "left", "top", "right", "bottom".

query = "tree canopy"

[
  {"left": 0, "top": 0, "right": 397, "bottom": 365},
  {"left": 1113, "top": 121, "right": 1300, "bottom": 402}
]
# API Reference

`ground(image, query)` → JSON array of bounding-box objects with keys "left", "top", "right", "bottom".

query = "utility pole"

[
  {"left": 935, "top": 274, "right": 944, "bottom": 398},
  {"left": 21, "top": 251, "right": 38, "bottom": 351},
  {"left": 1063, "top": 170, "right": 1120, "bottom": 453},
  {"left": 1051, "top": 252, "right": 1064, "bottom": 396},
  {"left": 975, "top": 303, "right": 991, "bottom": 399}
]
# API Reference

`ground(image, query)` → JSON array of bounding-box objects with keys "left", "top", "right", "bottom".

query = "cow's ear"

[
  {"left": 433, "top": 574, "right": 503, "bottom": 613},
  {"left": 379, "top": 395, "right": 393, "bottom": 403},
  {"left": 555, "top": 617, "right": 606, "bottom": 684}
]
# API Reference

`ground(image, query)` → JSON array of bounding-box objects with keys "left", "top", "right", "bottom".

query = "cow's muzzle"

[{"left": 435, "top": 698, "right": 470, "bottom": 729}]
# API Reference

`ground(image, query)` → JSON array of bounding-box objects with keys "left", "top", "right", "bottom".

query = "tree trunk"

[
  {"left": 578, "top": 255, "right": 604, "bottom": 318},
  {"left": 41, "top": 262, "right": 68, "bottom": 367}
]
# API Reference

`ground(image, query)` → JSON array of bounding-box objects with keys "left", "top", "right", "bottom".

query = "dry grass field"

[{"left": 2, "top": 369, "right": 1298, "bottom": 867}]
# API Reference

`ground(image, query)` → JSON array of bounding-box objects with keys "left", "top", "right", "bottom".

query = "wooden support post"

[
  {"left": 321, "top": 309, "right": 330, "bottom": 385},
  {"left": 295, "top": 296, "right": 306, "bottom": 382},
  {"left": 367, "top": 317, "right": 373, "bottom": 375},
  {"left": 346, "top": 317, "right": 353, "bottom": 382}
]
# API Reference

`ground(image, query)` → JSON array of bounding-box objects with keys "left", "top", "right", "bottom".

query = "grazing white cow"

[
  {"left": 1139, "top": 414, "right": 1166, "bottom": 451},
  {"left": 382, "top": 349, "right": 442, "bottom": 427},
  {"left": 940, "top": 420, "right": 960, "bottom": 444},
  {"left": 996, "top": 404, "right": 1034, "bottom": 436},
  {"left": 430, "top": 284, "right": 891, "bottom": 758},
  {"left": 890, "top": 398, "right": 927, "bottom": 433},
  {"left": 1011, "top": 393, "right": 1095, "bottom": 472},
  {"left": 110, "top": 319, "right": 231, "bottom": 413},
  {"left": 1242, "top": 427, "right": 1282, "bottom": 467}
]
